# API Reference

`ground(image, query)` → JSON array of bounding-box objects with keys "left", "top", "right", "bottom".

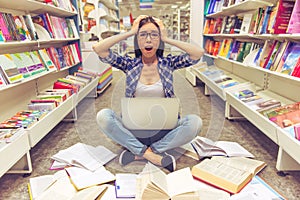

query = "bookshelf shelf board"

[
  {"left": 0, "top": 71, "right": 52, "bottom": 92},
  {"left": 59, "top": 62, "right": 80, "bottom": 72},
  {"left": 0, "top": 41, "right": 38, "bottom": 49},
  {"left": 0, "top": 133, "right": 30, "bottom": 177},
  {"left": 226, "top": 85, "right": 294, "bottom": 143},
  {"left": 99, "top": 0, "right": 119, "bottom": 10},
  {"left": 266, "top": 70, "right": 300, "bottom": 83},
  {"left": 76, "top": 76, "right": 100, "bottom": 103},
  {"left": 0, "top": 0, "right": 77, "bottom": 17},
  {"left": 207, "top": 0, "right": 274, "bottom": 18},
  {"left": 47, "top": 38, "right": 80, "bottom": 45},
  {"left": 27, "top": 94, "right": 75, "bottom": 147},
  {"left": 204, "top": 53, "right": 218, "bottom": 59},
  {"left": 277, "top": 128, "right": 300, "bottom": 165},
  {"left": 101, "top": 30, "right": 120, "bottom": 39},
  {"left": 100, "top": 14, "right": 119, "bottom": 22}
]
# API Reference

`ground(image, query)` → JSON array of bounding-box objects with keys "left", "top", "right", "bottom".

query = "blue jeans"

[{"left": 96, "top": 108, "right": 202, "bottom": 156}]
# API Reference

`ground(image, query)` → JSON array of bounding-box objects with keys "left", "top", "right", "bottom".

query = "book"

[
  {"left": 191, "top": 156, "right": 267, "bottom": 194},
  {"left": 251, "top": 99, "right": 282, "bottom": 113},
  {"left": 270, "top": 0, "right": 295, "bottom": 34},
  {"left": 65, "top": 166, "right": 115, "bottom": 190},
  {"left": 256, "top": 40, "right": 275, "bottom": 68},
  {"left": 269, "top": 41, "right": 290, "bottom": 71},
  {"left": 287, "top": 0, "right": 300, "bottom": 33},
  {"left": 136, "top": 163, "right": 199, "bottom": 200},
  {"left": 115, "top": 173, "right": 138, "bottom": 198},
  {"left": 280, "top": 43, "right": 300, "bottom": 75},
  {"left": 51, "top": 142, "right": 117, "bottom": 171},
  {"left": 28, "top": 170, "right": 66, "bottom": 200},
  {"left": 263, "top": 101, "right": 300, "bottom": 119},
  {"left": 270, "top": 109, "right": 300, "bottom": 128},
  {"left": 188, "top": 136, "right": 254, "bottom": 159},
  {"left": 28, "top": 170, "right": 108, "bottom": 200},
  {"left": 0, "top": 54, "right": 24, "bottom": 84},
  {"left": 37, "top": 49, "right": 57, "bottom": 72}
]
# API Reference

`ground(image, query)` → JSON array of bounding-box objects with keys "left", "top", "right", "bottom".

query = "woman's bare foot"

[{"left": 142, "top": 147, "right": 163, "bottom": 166}]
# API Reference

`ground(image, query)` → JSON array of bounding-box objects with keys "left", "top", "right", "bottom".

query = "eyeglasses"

[{"left": 138, "top": 31, "right": 160, "bottom": 40}]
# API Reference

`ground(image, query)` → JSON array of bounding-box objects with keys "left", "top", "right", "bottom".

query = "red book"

[{"left": 53, "top": 81, "right": 78, "bottom": 93}]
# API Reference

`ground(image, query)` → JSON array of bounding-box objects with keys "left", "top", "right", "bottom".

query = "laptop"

[{"left": 121, "top": 97, "right": 180, "bottom": 130}]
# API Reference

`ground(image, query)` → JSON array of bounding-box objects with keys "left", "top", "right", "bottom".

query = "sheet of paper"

[{"left": 115, "top": 173, "right": 138, "bottom": 198}]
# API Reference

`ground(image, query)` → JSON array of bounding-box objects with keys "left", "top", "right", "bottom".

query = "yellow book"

[{"left": 191, "top": 157, "right": 266, "bottom": 194}]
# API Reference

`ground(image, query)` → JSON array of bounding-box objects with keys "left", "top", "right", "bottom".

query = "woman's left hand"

[{"left": 153, "top": 17, "right": 167, "bottom": 42}]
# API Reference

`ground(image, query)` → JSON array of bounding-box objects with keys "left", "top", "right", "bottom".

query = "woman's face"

[{"left": 137, "top": 23, "right": 160, "bottom": 58}]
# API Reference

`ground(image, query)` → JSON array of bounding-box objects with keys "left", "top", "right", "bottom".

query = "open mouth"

[{"left": 145, "top": 47, "right": 153, "bottom": 51}]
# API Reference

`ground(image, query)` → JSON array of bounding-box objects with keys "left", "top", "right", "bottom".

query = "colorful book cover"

[
  {"left": 32, "top": 14, "right": 54, "bottom": 38},
  {"left": 2, "top": 13, "right": 19, "bottom": 41},
  {"left": 280, "top": 43, "right": 300, "bottom": 75},
  {"left": 264, "top": 41, "right": 282, "bottom": 70},
  {"left": 287, "top": 0, "right": 300, "bottom": 33},
  {"left": 23, "top": 14, "right": 38, "bottom": 40},
  {"left": 264, "top": 102, "right": 300, "bottom": 119},
  {"left": 271, "top": 0, "right": 295, "bottom": 34},
  {"left": 270, "top": 109, "right": 300, "bottom": 128},
  {"left": 0, "top": 54, "right": 24, "bottom": 84},
  {"left": 0, "top": 12, "right": 12, "bottom": 41},
  {"left": 240, "top": 12, "right": 254, "bottom": 34},
  {"left": 259, "top": 6, "right": 272, "bottom": 34},
  {"left": 12, "top": 15, "right": 29, "bottom": 41},
  {"left": 291, "top": 56, "right": 300, "bottom": 77},
  {"left": 0, "top": 29, "right": 5, "bottom": 42},
  {"left": 47, "top": 47, "right": 61, "bottom": 70},
  {"left": 276, "top": 41, "right": 295, "bottom": 72},
  {"left": 37, "top": 49, "right": 57, "bottom": 72},
  {"left": 11, "top": 52, "right": 37, "bottom": 78},
  {"left": 269, "top": 41, "right": 289, "bottom": 71},
  {"left": 219, "top": 39, "right": 233, "bottom": 57},
  {"left": 29, "top": 51, "right": 47, "bottom": 75},
  {"left": 256, "top": 40, "right": 275, "bottom": 68}
]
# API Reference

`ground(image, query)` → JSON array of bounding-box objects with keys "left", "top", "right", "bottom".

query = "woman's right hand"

[{"left": 130, "top": 15, "right": 148, "bottom": 35}]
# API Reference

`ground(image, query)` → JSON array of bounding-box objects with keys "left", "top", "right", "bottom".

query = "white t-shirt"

[{"left": 135, "top": 79, "right": 165, "bottom": 97}]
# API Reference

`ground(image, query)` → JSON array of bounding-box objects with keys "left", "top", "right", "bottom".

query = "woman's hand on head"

[
  {"left": 130, "top": 15, "right": 148, "bottom": 35},
  {"left": 153, "top": 17, "right": 167, "bottom": 42}
]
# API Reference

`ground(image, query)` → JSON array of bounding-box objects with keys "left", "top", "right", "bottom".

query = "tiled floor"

[{"left": 0, "top": 70, "right": 299, "bottom": 199}]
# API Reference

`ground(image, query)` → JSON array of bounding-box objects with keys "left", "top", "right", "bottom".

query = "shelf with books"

[
  {"left": 27, "top": 93, "right": 75, "bottom": 147},
  {"left": 225, "top": 83, "right": 294, "bottom": 142},
  {"left": 206, "top": 0, "right": 275, "bottom": 18},
  {"left": 0, "top": 0, "right": 77, "bottom": 18},
  {"left": 80, "top": 0, "right": 119, "bottom": 40},
  {"left": 0, "top": 0, "right": 103, "bottom": 179},
  {"left": 0, "top": 131, "right": 32, "bottom": 177},
  {"left": 197, "top": 0, "right": 300, "bottom": 171}
]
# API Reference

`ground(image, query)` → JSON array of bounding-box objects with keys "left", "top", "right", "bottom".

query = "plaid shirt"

[{"left": 99, "top": 50, "right": 199, "bottom": 97}]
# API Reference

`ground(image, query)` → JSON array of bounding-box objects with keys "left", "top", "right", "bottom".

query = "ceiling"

[{"left": 117, "top": 0, "right": 190, "bottom": 18}]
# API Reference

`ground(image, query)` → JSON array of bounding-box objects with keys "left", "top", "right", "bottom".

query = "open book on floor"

[
  {"left": 177, "top": 136, "right": 254, "bottom": 160},
  {"left": 191, "top": 156, "right": 267, "bottom": 194},
  {"left": 136, "top": 163, "right": 199, "bottom": 200},
  {"left": 28, "top": 170, "right": 108, "bottom": 200}
]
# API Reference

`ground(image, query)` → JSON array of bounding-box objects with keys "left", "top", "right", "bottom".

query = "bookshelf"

[
  {"left": 189, "top": 0, "right": 300, "bottom": 171},
  {"left": 0, "top": 0, "right": 100, "bottom": 178},
  {"left": 79, "top": 0, "right": 120, "bottom": 40}
]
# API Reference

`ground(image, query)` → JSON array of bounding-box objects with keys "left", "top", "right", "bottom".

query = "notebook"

[{"left": 121, "top": 97, "right": 180, "bottom": 130}]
